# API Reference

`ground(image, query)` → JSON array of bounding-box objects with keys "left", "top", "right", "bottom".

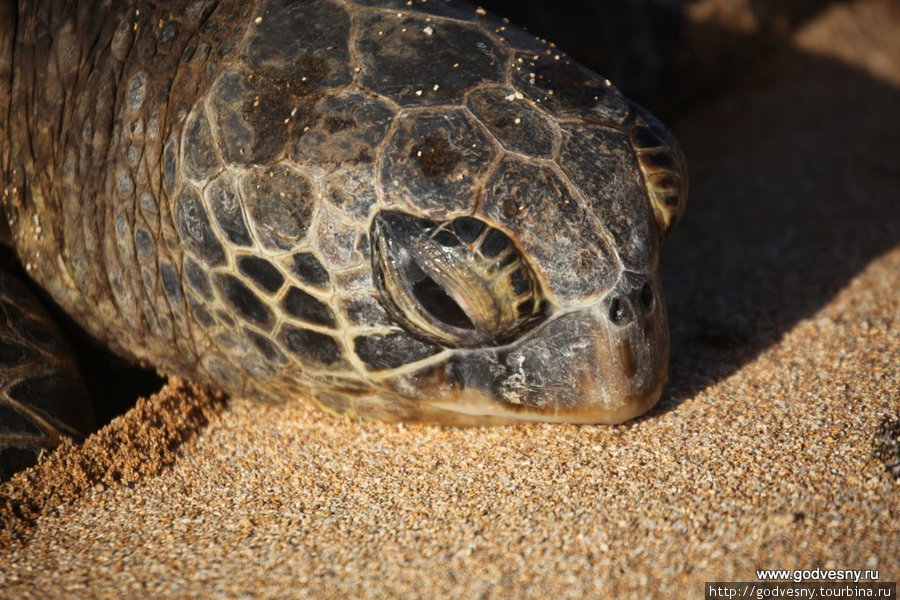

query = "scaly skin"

[
  {"left": 3, "top": 0, "right": 254, "bottom": 380},
  {"left": 0, "top": 0, "right": 687, "bottom": 446}
]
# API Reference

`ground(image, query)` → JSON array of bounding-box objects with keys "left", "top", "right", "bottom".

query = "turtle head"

[{"left": 335, "top": 88, "right": 689, "bottom": 426}]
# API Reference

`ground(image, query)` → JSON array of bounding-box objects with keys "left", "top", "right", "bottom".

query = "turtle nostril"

[
  {"left": 640, "top": 282, "right": 654, "bottom": 310},
  {"left": 609, "top": 297, "right": 630, "bottom": 325}
]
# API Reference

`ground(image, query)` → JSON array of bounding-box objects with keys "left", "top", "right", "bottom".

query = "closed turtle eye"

[{"left": 371, "top": 211, "right": 544, "bottom": 347}]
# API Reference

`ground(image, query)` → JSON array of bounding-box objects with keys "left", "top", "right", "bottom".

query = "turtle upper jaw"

[{"left": 434, "top": 304, "right": 668, "bottom": 425}]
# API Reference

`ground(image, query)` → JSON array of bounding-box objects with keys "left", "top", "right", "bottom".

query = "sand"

[{"left": 1, "top": 1, "right": 898, "bottom": 597}]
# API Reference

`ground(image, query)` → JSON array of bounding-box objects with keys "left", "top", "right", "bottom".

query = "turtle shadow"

[
  {"left": 656, "top": 30, "right": 900, "bottom": 410},
  {"left": 480, "top": 0, "right": 899, "bottom": 412}
]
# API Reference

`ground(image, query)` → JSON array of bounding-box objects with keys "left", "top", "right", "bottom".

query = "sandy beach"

[{"left": 1, "top": 0, "right": 898, "bottom": 597}]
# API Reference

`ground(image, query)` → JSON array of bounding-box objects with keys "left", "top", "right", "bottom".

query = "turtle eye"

[
  {"left": 411, "top": 275, "right": 475, "bottom": 330},
  {"left": 371, "top": 211, "right": 544, "bottom": 347}
]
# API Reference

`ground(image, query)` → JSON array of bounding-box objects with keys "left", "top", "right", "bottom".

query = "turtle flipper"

[{"left": 0, "top": 270, "right": 93, "bottom": 481}]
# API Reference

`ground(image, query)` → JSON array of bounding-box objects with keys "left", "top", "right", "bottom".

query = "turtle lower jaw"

[{"left": 424, "top": 374, "right": 666, "bottom": 425}]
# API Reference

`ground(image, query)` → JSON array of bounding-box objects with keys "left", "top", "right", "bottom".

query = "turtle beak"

[
  {"left": 369, "top": 271, "right": 669, "bottom": 425},
  {"left": 563, "top": 270, "right": 669, "bottom": 423}
]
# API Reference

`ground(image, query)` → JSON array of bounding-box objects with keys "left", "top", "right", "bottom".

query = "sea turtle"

[{"left": 0, "top": 0, "right": 687, "bottom": 477}]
